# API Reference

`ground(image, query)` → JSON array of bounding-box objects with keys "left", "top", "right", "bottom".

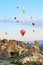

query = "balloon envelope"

[
  {"left": 14, "top": 17, "right": 16, "bottom": 20},
  {"left": 33, "top": 29, "right": 35, "bottom": 32},
  {"left": 20, "top": 29, "right": 26, "bottom": 36},
  {"left": 5, "top": 32, "right": 8, "bottom": 35},
  {"left": 17, "top": 20, "right": 19, "bottom": 23},
  {"left": 17, "top": 6, "right": 19, "bottom": 9},
  {"left": 32, "top": 22, "right": 35, "bottom": 26},
  {"left": 22, "top": 10, "right": 26, "bottom": 13},
  {"left": 30, "top": 16, "right": 32, "bottom": 19}
]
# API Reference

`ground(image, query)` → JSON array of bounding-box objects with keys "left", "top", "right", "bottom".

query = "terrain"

[{"left": 0, "top": 39, "right": 43, "bottom": 65}]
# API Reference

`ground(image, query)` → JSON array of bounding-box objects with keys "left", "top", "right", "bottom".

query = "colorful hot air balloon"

[
  {"left": 22, "top": 9, "right": 26, "bottom": 13},
  {"left": 20, "top": 29, "right": 26, "bottom": 36}
]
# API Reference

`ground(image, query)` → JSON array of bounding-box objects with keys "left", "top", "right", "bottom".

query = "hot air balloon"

[
  {"left": 20, "top": 29, "right": 26, "bottom": 36},
  {"left": 22, "top": 9, "right": 26, "bottom": 13},
  {"left": 14, "top": 17, "right": 16, "bottom": 20},
  {"left": 17, "top": 6, "right": 19, "bottom": 9},
  {"left": 17, "top": 20, "right": 19, "bottom": 23},
  {"left": 32, "top": 22, "right": 35, "bottom": 26},
  {"left": 29, "top": 16, "right": 33, "bottom": 19},
  {"left": 33, "top": 29, "right": 35, "bottom": 32},
  {"left": 5, "top": 32, "right": 8, "bottom": 35}
]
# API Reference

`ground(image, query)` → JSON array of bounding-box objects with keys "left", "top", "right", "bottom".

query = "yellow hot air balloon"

[{"left": 22, "top": 9, "right": 26, "bottom": 13}]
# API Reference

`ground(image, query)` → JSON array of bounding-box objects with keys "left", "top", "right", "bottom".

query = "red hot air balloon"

[{"left": 20, "top": 29, "right": 26, "bottom": 36}]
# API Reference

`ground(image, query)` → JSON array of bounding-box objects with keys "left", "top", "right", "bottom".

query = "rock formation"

[{"left": 0, "top": 39, "right": 43, "bottom": 63}]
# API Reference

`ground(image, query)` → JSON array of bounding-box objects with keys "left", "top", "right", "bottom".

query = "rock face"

[
  {"left": 34, "top": 41, "right": 40, "bottom": 53},
  {"left": 0, "top": 39, "right": 43, "bottom": 62},
  {"left": 19, "top": 41, "right": 43, "bottom": 64},
  {"left": 29, "top": 41, "right": 40, "bottom": 53},
  {"left": 7, "top": 40, "right": 18, "bottom": 57},
  {"left": 0, "top": 40, "right": 16, "bottom": 58}
]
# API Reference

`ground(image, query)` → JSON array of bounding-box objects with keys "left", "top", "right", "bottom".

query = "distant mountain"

[
  {"left": 24, "top": 40, "right": 43, "bottom": 44},
  {"left": 38, "top": 40, "right": 43, "bottom": 44}
]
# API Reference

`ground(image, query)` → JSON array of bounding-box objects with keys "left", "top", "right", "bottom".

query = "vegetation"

[
  {"left": 4, "top": 64, "right": 8, "bottom": 65},
  {"left": 7, "top": 55, "right": 19, "bottom": 61},
  {"left": 17, "top": 62, "right": 22, "bottom": 65},
  {"left": 7, "top": 53, "right": 28, "bottom": 61},
  {"left": 10, "top": 62, "right": 42, "bottom": 65}
]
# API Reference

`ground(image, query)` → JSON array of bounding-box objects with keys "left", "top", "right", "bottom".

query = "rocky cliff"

[{"left": 0, "top": 39, "right": 43, "bottom": 63}]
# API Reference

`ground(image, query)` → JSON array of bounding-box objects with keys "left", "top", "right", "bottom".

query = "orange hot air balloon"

[
  {"left": 20, "top": 29, "right": 26, "bottom": 36},
  {"left": 5, "top": 32, "right": 8, "bottom": 35}
]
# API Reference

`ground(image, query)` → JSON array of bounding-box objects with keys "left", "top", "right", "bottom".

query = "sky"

[{"left": 0, "top": 0, "right": 43, "bottom": 41}]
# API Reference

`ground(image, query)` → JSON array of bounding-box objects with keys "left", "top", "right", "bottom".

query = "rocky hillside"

[
  {"left": 0, "top": 39, "right": 29, "bottom": 58},
  {"left": 0, "top": 39, "right": 43, "bottom": 64}
]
